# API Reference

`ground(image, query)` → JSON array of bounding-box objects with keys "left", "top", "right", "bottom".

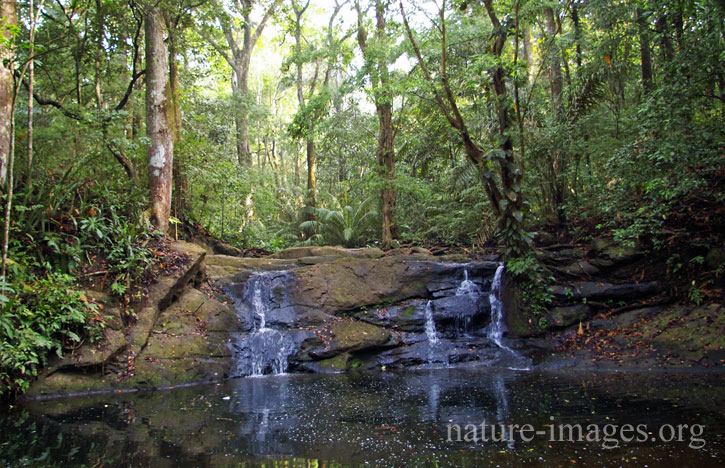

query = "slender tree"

[
  {"left": 197, "top": 0, "right": 282, "bottom": 166},
  {"left": 355, "top": 0, "right": 397, "bottom": 248},
  {"left": 400, "top": 0, "right": 529, "bottom": 255},
  {"left": 0, "top": 0, "right": 16, "bottom": 187},
  {"left": 145, "top": 4, "right": 174, "bottom": 232}
]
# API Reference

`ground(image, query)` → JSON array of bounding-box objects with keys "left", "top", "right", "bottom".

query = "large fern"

[{"left": 299, "top": 195, "right": 379, "bottom": 248}]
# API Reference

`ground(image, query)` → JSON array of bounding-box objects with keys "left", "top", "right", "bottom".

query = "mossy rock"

[
  {"left": 305, "top": 320, "right": 393, "bottom": 360},
  {"left": 547, "top": 304, "right": 593, "bottom": 328},
  {"left": 129, "top": 357, "right": 229, "bottom": 388}
]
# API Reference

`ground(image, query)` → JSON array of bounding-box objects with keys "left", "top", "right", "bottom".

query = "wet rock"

[
  {"left": 371, "top": 336, "right": 503, "bottom": 369},
  {"left": 296, "top": 352, "right": 351, "bottom": 373},
  {"left": 354, "top": 295, "right": 489, "bottom": 334}
]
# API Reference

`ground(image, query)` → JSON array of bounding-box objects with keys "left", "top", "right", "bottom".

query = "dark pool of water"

[{"left": 2, "top": 368, "right": 724, "bottom": 467}]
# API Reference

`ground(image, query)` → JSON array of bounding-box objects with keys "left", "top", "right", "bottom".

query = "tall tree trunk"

[
  {"left": 637, "top": 8, "right": 653, "bottom": 93},
  {"left": 356, "top": 0, "right": 397, "bottom": 248},
  {"left": 306, "top": 139, "right": 316, "bottom": 209},
  {"left": 656, "top": 14, "right": 674, "bottom": 62},
  {"left": 234, "top": 63, "right": 252, "bottom": 166},
  {"left": 26, "top": 0, "right": 36, "bottom": 181},
  {"left": 294, "top": 146, "right": 300, "bottom": 187},
  {"left": 544, "top": 5, "right": 566, "bottom": 225},
  {"left": 199, "top": 1, "right": 281, "bottom": 167},
  {"left": 145, "top": 6, "right": 174, "bottom": 233},
  {"left": 571, "top": 3, "right": 582, "bottom": 68},
  {"left": 377, "top": 102, "right": 395, "bottom": 247},
  {"left": 0, "top": 0, "right": 17, "bottom": 187},
  {"left": 544, "top": 7, "right": 563, "bottom": 112},
  {"left": 166, "top": 16, "right": 189, "bottom": 230},
  {"left": 292, "top": 0, "right": 317, "bottom": 211}
]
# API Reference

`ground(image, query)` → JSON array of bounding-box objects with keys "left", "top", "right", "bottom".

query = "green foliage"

[
  {"left": 507, "top": 256, "right": 553, "bottom": 328},
  {"left": 299, "top": 195, "right": 379, "bottom": 248},
  {"left": 0, "top": 272, "right": 100, "bottom": 396}
]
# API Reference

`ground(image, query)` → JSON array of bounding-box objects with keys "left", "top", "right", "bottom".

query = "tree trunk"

[
  {"left": 306, "top": 138, "right": 316, "bottom": 209},
  {"left": 0, "top": 0, "right": 16, "bottom": 187},
  {"left": 544, "top": 5, "right": 566, "bottom": 225},
  {"left": 571, "top": 4, "right": 582, "bottom": 68},
  {"left": 234, "top": 68, "right": 252, "bottom": 166},
  {"left": 637, "top": 8, "right": 653, "bottom": 93},
  {"left": 483, "top": 0, "right": 528, "bottom": 255},
  {"left": 26, "top": 0, "right": 36, "bottom": 181},
  {"left": 167, "top": 17, "right": 189, "bottom": 228},
  {"left": 145, "top": 7, "right": 174, "bottom": 233},
  {"left": 357, "top": 0, "right": 397, "bottom": 248},
  {"left": 377, "top": 102, "right": 395, "bottom": 247},
  {"left": 544, "top": 6, "right": 563, "bottom": 111}
]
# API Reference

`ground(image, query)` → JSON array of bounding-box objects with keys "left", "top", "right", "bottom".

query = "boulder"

[
  {"left": 555, "top": 260, "right": 601, "bottom": 277},
  {"left": 547, "top": 304, "right": 592, "bottom": 328},
  {"left": 296, "top": 319, "right": 397, "bottom": 360},
  {"left": 549, "top": 281, "right": 661, "bottom": 302},
  {"left": 590, "top": 238, "right": 641, "bottom": 266},
  {"left": 705, "top": 248, "right": 725, "bottom": 270}
]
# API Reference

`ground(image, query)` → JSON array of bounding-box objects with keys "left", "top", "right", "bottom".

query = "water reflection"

[{"left": 2, "top": 369, "right": 724, "bottom": 467}]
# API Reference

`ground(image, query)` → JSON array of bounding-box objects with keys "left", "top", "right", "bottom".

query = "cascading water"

[
  {"left": 231, "top": 272, "right": 292, "bottom": 377},
  {"left": 456, "top": 269, "right": 480, "bottom": 295},
  {"left": 454, "top": 269, "right": 481, "bottom": 334},
  {"left": 487, "top": 264, "right": 531, "bottom": 370},
  {"left": 487, "top": 264, "right": 508, "bottom": 350},
  {"left": 424, "top": 300, "right": 448, "bottom": 366},
  {"left": 424, "top": 300, "right": 439, "bottom": 345}
]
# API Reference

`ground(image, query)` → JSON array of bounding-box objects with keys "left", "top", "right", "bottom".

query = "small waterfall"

[
  {"left": 487, "top": 264, "right": 508, "bottom": 349},
  {"left": 424, "top": 300, "right": 439, "bottom": 345},
  {"left": 456, "top": 269, "right": 480, "bottom": 295},
  {"left": 454, "top": 268, "right": 481, "bottom": 334},
  {"left": 231, "top": 272, "right": 292, "bottom": 377},
  {"left": 424, "top": 300, "right": 448, "bottom": 366},
  {"left": 487, "top": 264, "right": 531, "bottom": 370}
]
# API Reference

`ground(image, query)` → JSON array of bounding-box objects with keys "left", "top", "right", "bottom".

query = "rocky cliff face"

[{"left": 221, "top": 254, "right": 509, "bottom": 376}]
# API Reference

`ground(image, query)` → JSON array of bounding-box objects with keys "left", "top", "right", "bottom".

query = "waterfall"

[
  {"left": 487, "top": 264, "right": 508, "bottom": 349},
  {"left": 424, "top": 300, "right": 448, "bottom": 366},
  {"left": 456, "top": 269, "right": 480, "bottom": 295},
  {"left": 424, "top": 300, "right": 439, "bottom": 345},
  {"left": 486, "top": 264, "right": 531, "bottom": 370},
  {"left": 231, "top": 272, "right": 292, "bottom": 377},
  {"left": 454, "top": 268, "right": 480, "bottom": 334}
]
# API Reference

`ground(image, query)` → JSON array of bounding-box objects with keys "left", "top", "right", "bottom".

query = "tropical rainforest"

[{"left": 0, "top": 0, "right": 723, "bottom": 396}]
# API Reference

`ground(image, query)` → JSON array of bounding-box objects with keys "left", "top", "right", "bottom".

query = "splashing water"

[
  {"left": 456, "top": 269, "right": 481, "bottom": 295},
  {"left": 424, "top": 300, "right": 439, "bottom": 345},
  {"left": 233, "top": 272, "right": 292, "bottom": 377},
  {"left": 454, "top": 268, "right": 481, "bottom": 334},
  {"left": 487, "top": 264, "right": 508, "bottom": 349}
]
